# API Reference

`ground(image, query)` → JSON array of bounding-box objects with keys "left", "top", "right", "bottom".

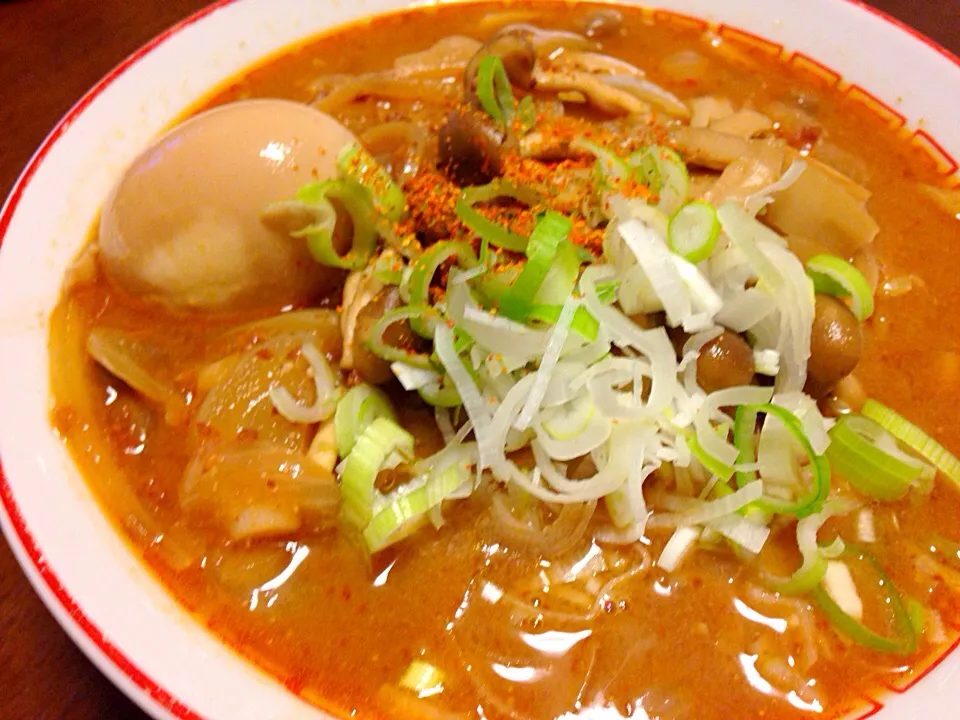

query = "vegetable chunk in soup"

[{"left": 49, "top": 2, "right": 960, "bottom": 719}]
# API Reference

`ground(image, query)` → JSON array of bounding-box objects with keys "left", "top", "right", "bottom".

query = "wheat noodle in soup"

[{"left": 49, "top": 2, "right": 960, "bottom": 719}]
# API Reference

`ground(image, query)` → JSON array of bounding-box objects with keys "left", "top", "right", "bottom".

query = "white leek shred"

[
  {"left": 708, "top": 514, "right": 770, "bottom": 555},
  {"left": 658, "top": 526, "right": 702, "bottom": 572},
  {"left": 618, "top": 219, "right": 692, "bottom": 326},
  {"left": 391, "top": 362, "right": 439, "bottom": 391},
  {"left": 673, "top": 255, "right": 723, "bottom": 332},
  {"left": 516, "top": 297, "right": 578, "bottom": 431},
  {"left": 717, "top": 203, "right": 812, "bottom": 393},
  {"left": 714, "top": 287, "right": 776, "bottom": 333},
  {"left": 744, "top": 159, "right": 807, "bottom": 216},
  {"left": 604, "top": 459, "right": 656, "bottom": 541},
  {"left": 269, "top": 343, "right": 339, "bottom": 424},
  {"left": 434, "top": 324, "right": 495, "bottom": 472},
  {"left": 823, "top": 561, "right": 863, "bottom": 621},
  {"left": 695, "top": 386, "right": 773, "bottom": 468},
  {"left": 753, "top": 349, "right": 780, "bottom": 376},
  {"left": 391, "top": 166, "right": 840, "bottom": 575},
  {"left": 790, "top": 499, "right": 855, "bottom": 586},
  {"left": 580, "top": 265, "right": 678, "bottom": 418},
  {"left": 435, "top": 407, "right": 456, "bottom": 445},
  {"left": 534, "top": 412, "right": 611, "bottom": 461},
  {"left": 857, "top": 508, "right": 876, "bottom": 544},
  {"left": 678, "top": 482, "right": 763, "bottom": 525},
  {"left": 773, "top": 391, "right": 831, "bottom": 455},
  {"left": 461, "top": 303, "right": 552, "bottom": 363}
]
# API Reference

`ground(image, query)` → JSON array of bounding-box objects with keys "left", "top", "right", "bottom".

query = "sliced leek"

[
  {"left": 812, "top": 548, "right": 917, "bottom": 655},
  {"left": 668, "top": 201, "right": 720, "bottom": 264},
  {"left": 292, "top": 180, "right": 377, "bottom": 270},
  {"left": 337, "top": 142, "right": 407, "bottom": 221},
  {"left": 334, "top": 384, "right": 396, "bottom": 458},
  {"left": 340, "top": 418, "right": 414, "bottom": 530},
  {"left": 363, "top": 462, "right": 464, "bottom": 551},
  {"left": 827, "top": 414, "right": 925, "bottom": 500},
  {"left": 862, "top": 399, "right": 960, "bottom": 486},
  {"left": 806, "top": 253, "right": 874, "bottom": 321}
]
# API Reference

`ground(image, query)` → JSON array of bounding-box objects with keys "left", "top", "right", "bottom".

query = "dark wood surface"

[{"left": 0, "top": 1, "right": 957, "bottom": 718}]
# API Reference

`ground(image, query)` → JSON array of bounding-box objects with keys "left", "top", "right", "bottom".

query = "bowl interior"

[{"left": 0, "top": 1, "right": 958, "bottom": 719}]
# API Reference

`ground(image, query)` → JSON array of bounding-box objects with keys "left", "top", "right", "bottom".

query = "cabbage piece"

[
  {"left": 86, "top": 327, "right": 185, "bottom": 421},
  {"left": 52, "top": 302, "right": 201, "bottom": 570},
  {"left": 196, "top": 332, "right": 328, "bottom": 453},
  {"left": 181, "top": 443, "right": 340, "bottom": 541},
  {"left": 224, "top": 309, "right": 341, "bottom": 349}
]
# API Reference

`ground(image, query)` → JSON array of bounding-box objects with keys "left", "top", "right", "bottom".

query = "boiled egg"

[{"left": 98, "top": 99, "right": 356, "bottom": 311}]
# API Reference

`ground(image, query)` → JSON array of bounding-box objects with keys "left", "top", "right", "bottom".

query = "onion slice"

[{"left": 269, "top": 343, "right": 339, "bottom": 424}]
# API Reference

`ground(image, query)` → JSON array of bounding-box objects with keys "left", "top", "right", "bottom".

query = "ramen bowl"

[{"left": 0, "top": 1, "right": 958, "bottom": 718}]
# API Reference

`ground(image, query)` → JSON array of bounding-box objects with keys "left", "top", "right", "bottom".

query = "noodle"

[{"left": 489, "top": 491, "right": 596, "bottom": 557}]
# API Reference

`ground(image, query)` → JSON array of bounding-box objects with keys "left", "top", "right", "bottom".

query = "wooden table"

[{"left": 0, "top": 1, "right": 957, "bottom": 718}]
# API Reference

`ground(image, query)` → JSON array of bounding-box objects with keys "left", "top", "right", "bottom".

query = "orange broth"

[{"left": 49, "top": 3, "right": 960, "bottom": 719}]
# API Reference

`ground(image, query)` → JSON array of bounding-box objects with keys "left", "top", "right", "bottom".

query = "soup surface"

[{"left": 50, "top": 3, "right": 960, "bottom": 719}]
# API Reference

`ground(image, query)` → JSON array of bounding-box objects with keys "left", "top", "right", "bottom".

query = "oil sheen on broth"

[{"left": 49, "top": 2, "right": 960, "bottom": 719}]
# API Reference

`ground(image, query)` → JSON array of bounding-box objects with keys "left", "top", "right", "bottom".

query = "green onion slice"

[
  {"left": 367, "top": 306, "right": 440, "bottom": 370},
  {"left": 737, "top": 403, "right": 830, "bottom": 518},
  {"left": 407, "top": 242, "right": 479, "bottom": 338},
  {"left": 417, "top": 373, "right": 463, "bottom": 408},
  {"left": 733, "top": 405, "right": 759, "bottom": 489},
  {"left": 455, "top": 180, "right": 543, "bottom": 253},
  {"left": 905, "top": 596, "right": 926, "bottom": 637},
  {"left": 628, "top": 148, "right": 662, "bottom": 192},
  {"left": 862, "top": 399, "right": 960, "bottom": 486},
  {"left": 668, "top": 201, "right": 720, "bottom": 264},
  {"left": 340, "top": 417, "right": 415, "bottom": 530},
  {"left": 532, "top": 239, "right": 581, "bottom": 307},
  {"left": 827, "top": 414, "right": 924, "bottom": 500},
  {"left": 363, "top": 461, "right": 465, "bottom": 552},
  {"left": 768, "top": 499, "right": 853, "bottom": 595},
  {"left": 687, "top": 431, "right": 735, "bottom": 482},
  {"left": 527, "top": 304, "right": 599, "bottom": 342},
  {"left": 371, "top": 250, "right": 406, "bottom": 285},
  {"left": 334, "top": 384, "right": 397, "bottom": 458},
  {"left": 476, "top": 55, "right": 516, "bottom": 127},
  {"left": 595, "top": 280, "right": 619, "bottom": 304},
  {"left": 337, "top": 142, "right": 407, "bottom": 221},
  {"left": 632, "top": 146, "right": 689, "bottom": 216},
  {"left": 805, "top": 253, "right": 875, "bottom": 321},
  {"left": 516, "top": 95, "right": 537, "bottom": 134},
  {"left": 573, "top": 138, "right": 636, "bottom": 195},
  {"left": 812, "top": 547, "right": 917, "bottom": 655},
  {"left": 475, "top": 265, "right": 520, "bottom": 308},
  {"left": 292, "top": 180, "right": 377, "bottom": 270},
  {"left": 499, "top": 211, "right": 574, "bottom": 322}
]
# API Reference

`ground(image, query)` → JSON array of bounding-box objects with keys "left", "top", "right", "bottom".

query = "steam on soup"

[{"left": 50, "top": 3, "right": 960, "bottom": 719}]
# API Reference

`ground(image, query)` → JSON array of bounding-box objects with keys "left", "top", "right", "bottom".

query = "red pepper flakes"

[{"left": 394, "top": 103, "right": 673, "bottom": 262}]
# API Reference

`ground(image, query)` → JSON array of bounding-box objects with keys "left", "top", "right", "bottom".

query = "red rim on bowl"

[{"left": 0, "top": 5, "right": 236, "bottom": 716}]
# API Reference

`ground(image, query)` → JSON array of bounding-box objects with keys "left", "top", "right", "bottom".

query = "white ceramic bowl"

[{"left": 1, "top": 1, "right": 958, "bottom": 718}]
